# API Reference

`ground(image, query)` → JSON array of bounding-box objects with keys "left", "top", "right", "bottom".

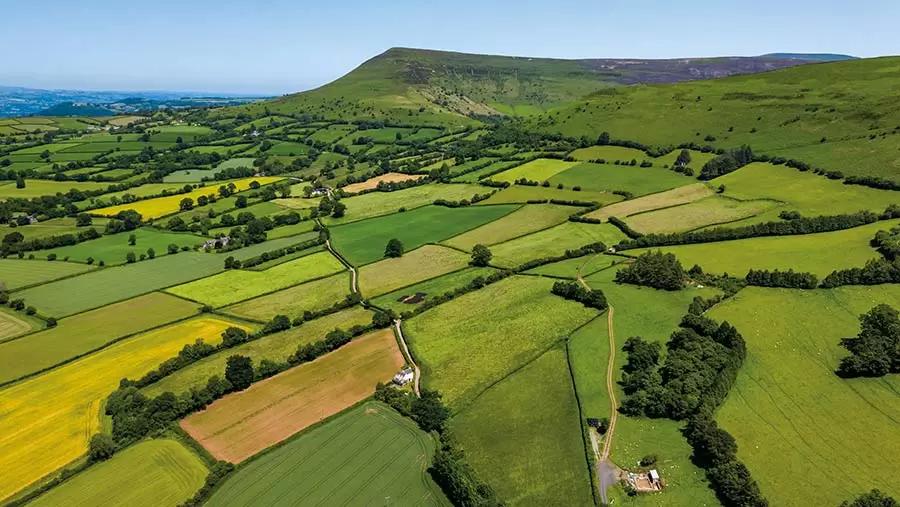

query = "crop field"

[
  {"left": 488, "top": 221, "right": 626, "bottom": 268},
  {"left": 318, "top": 183, "right": 486, "bottom": 224},
  {"left": 222, "top": 271, "right": 350, "bottom": 321},
  {"left": 181, "top": 328, "right": 404, "bottom": 463},
  {"left": 709, "top": 286, "right": 900, "bottom": 506},
  {"left": 143, "top": 306, "right": 373, "bottom": 397},
  {"left": 624, "top": 195, "right": 779, "bottom": 234},
  {"left": 341, "top": 172, "right": 425, "bottom": 193},
  {"left": 489, "top": 158, "right": 577, "bottom": 183},
  {"left": 443, "top": 204, "right": 575, "bottom": 250},
  {"left": 41, "top": 228, "right": 205, "bottom": 264},
  {"left": 0, "top": 258, "right": 94, "bottom": 291},
  {"left": 15, "top": 252, "right": 224, "bottom": 317},
  {"left": 548, "top": 162, "right": 693, "bottom": 197},
  {"left": 630, "top": 219, "right": 896, "bottom": 277},
  {"left": 586, "top": 183, "right": 714, "bottom": 220},
  {"left": 330, "top": 204, "right": 516, "bottom": 265},
  {"left": 477, "top": 184, "right": 622, "bottom": 205},
  {"left": 166, "top": 251, "right": 344, "bottom": 307},
  {"left": 371, "top": 266, "right": 497, "bottom": 313},
  {"left": 91, "top": 176, "right": 283, "bottom": 219},
  {"left": 206, "top": 401, "right": 446, "bottom": 507},
  {"left": 404, "top": 276, "right": 597, "bottom": 407},
  {"left": 0, "top": 317, "right": 234, "bottom": 502},
  {"left": 0, "top": 292, "right": 199, "bottom": 384},
  {"left": 452, "top": 346, "right": 594, "bottom": 506},
  {"left": 357, "top": 245, "right": 470, "bottom": 297},
  {"left": 28, "top": 439, "right": 207, "bottom": 507}
]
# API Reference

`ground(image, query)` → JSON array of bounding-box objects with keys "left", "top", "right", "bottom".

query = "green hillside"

[{"left": 529, "top": 56, "right": 900, "bottom": 179}]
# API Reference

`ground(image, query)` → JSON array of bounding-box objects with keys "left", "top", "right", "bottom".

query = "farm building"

[{"left": 393, "top": 366, "right": 414, "bottom": 386}]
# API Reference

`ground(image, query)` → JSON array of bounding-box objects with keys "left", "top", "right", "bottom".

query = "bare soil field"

[{"left": 341, "top": 172, "right": 425, "bottom": 193}]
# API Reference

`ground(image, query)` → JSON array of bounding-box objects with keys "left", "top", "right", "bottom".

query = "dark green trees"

[
  {"left": 384, "top": 238, "right": 404, "bottom": 258},
  {"left": 837, "top": 304, "right": 900, "bottom": 377},
  {"left": 840, "top": 490, "right": 898, "bottom": 507},
  {"left": 550, "top": 280, "right": 608, "bottom": 310},
  {"left": 225, "top": 355, "right": 254, "bottom": 390},
  {"left": 615, "top": 251, "right": 685, "bottom": 290},
  {"left": 88, "top": 434, "right": 117, "bottom": 462},
  {"left": 470, "top": 244, "right": 492, "bottom": 266}
]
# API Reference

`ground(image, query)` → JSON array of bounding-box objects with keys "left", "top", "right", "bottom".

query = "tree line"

[
  {"left": 745, "top": 269, "right": 818, "bottom": 289},
  {"left": 550, "top": 280, "right": 608, "bottom": 310},
  {"left": 836, "top": 304, "right": 900, "bottom": 378},
  {"left": 615, "top": 251, "right": 685, "bottom": 290}
]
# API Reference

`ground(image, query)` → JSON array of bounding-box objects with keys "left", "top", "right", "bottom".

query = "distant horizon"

[{"left": 3, "top": 0, "right": 898, "bottom": 94}]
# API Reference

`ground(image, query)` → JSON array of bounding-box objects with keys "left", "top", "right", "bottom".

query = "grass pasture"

[
  {"left": 477, "top": 184, "right": 621, "bottom": 206},
  {"left": 405, "top": 276, "right": 597, "bottom": 407},
  {"left": 41, "top": 228, "right": 205, "bottom": 265},
  {"left": 319, "top": 183, "right": 486, "bottom": 224},
  {"left": 0, "top": 317, "right": 235, "bottom": 502},
  {"left": 709, "top": 286, "right": 900, "bottom": 506},
  {"left": 181, "top": 328, "right": 404, "bottom": 463},
  {"left": 28, "top": 439, "right": 207, "bottom": 507},
  {"left": 443, "top": 204, "right": 576, "bottom": 250},
  {"left": 330, "top": 204, "right": 516, "bottom": 265},
  {"left": 548, "top": 162, "right": 692, "bottom": 197},
  {"left": 568, "top": 145, "right": 650, "bottom": 162},
  {"left": 371, "top": 266, "right": 498, "bottom": 313},
  {"left": 488, "top": 221, "right": 626, "bottom": 268},
  {"left": 0, "top": 259, "right": 94, "bottom": 291},
  {"left": 488, "top": 158, "right": 577, "bottom": 183},
  {"left": 0, "top": 180, "right": 110, "bottom": 199},
  {"left": 166, "top": 251, "right": 344, "bottom": 308},
  {"left": 143, "top": 306, "right": 373, "bottom": 397},
  {"left": 0, "top": 292, "right": 199, "bottom": 384},
  {"left": 15, "top": 252, "right": 224, "bottom": 317},
  {"left": 3, "top": 217, "right": 105, "bottom": 241},
  {"left": 624, "top": 195, "right": 779, "bottom": 234},
  {"left": 630, "top": 219, "right": 895, "bottom": 277},
  {"left": 222, "top": 271, "right": 350, "bottom": 321},
  {"left": 357, "top": 245, "right": 471, "bottom": 297},
  {"left": 206, "top": 402, "right": 446, "bottom": 507},
  {"left": 452, "top": 346, "right": 593, "bottom": 506}
]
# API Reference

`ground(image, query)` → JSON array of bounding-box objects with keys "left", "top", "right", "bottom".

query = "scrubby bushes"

[{"left": 615, "top": 251, "right": 685, "bottom": 290}]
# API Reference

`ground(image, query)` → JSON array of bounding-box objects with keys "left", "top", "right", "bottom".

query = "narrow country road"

[
  {"left": 598, "top": 305, "right": 619, "bottom": 505},
  {"left": 393, "top": 319, "right": 421, "bottom": 397},
  {"left": 324, "top": 238, "right": 358, "bottom": 294}
]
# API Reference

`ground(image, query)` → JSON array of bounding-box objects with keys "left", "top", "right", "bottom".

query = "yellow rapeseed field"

[
  {"left": 92, "top": 176, "right": 283, "bottom": 219},
  {"left": 0, "top": 317, "right": 241, "bottom": 502}
]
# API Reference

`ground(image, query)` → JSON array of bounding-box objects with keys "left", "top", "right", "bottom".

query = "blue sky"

[{"left": 2, "top": 0, "right": 897, "bottom": 94}]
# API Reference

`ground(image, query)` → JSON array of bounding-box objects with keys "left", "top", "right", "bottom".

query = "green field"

[
  {"left": 489, "top": 158, "right": 577, "bottom": 183},
  {"left": 0, "top": 180, "right": 110, "bottom": 199},
  {"left": 14, "top": 252, "right": 224, "bottom": 317},
  {"left": 568, "top": 145, "right": 650, "bottom": 162},
  {"left": 319, "top": 183, "right": 487, "bottom": 224},
  {"left": 222, "top": 271, "right": 350, "bottom": 321},
  {"left": 357, "top": 245, "right": 471, "bottom": 298},
  {"left": 0, "top": 292, "right": 199, "bottom": 384},
  {"left": 371, "top": 266, "right": 498, "bottom": 313},
  {"left": 477, "top": 184, "right": 621, "bottom": 205},
  {"left": 630, "top": 219, "right": 896, "bottom": 277},
  {"left": 547, "top": 162, "right": 693, "bottom": 197},
  {"left": 0, "top": 308, "right": 38, "bottom": 342},
  {"left": 567, "top": 315, "right": 611, "bottom": 420},
  {"left": 142, "top": 306, "right": 372, "bottom": 396},
  {"left": 404, "top": 275, "right": 597, "bottom": 407},
  {"left": 526, "top": 253, "right": 619, "bottom": 279},
  {"left": 166, "top": 251, "right": 344, "bottom": 307},
  {"left": 206, "top": 402, "right": 447, "bottom": 507},
  {"left": 442, "top": 204, "right": 575, "bottom": 250},
  {"left": 0, "top": 259, "right": 95, "bottom": 291},
  {"left": 452, "top": 346, "right": 594, "bottom": 506},
  {"left": 42, "top": 228, "right": 205, "bottom": 265},
  {"left": 489, "top": 221, "right": 626, "bottom": 268},
  {"left": 3, "top": 217, "right": 106, "bottom": 241},
  {"left": 709, "top": 286, "right": 900, "bottom": 506},
  {"left": 29, "top": 439, "right": 207, "bottom": 507},
  {"left": 625, "top": 195, "right": 779, "bottom": 234},
  {"left": 330, "top": 204, "right": 517, "bottom": 265}
]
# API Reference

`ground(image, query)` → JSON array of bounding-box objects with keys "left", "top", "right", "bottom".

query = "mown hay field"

[
  {"left": 586, "top": 182, "right": 713, "bottom": 220},
  {"left": 709, "top": 286, "right": 900, "bottom": 506},
  {"left": 91, "top": 176, "right": 283, "bottom": 219},
  {"left": 181, "top": 328, "right": 404, "bottom": 463},
  {"left": 0, "top": 258, "right": 94, "bottom": 291},
  {"left": 476, "top": 185, "right": 621, "bottom": 206},
  {"left": 341, "top": 172, "right": 425, "bottom": 193},
  {"left": 0, "top": 308, "right": 37, "bottom": 342},
  {"left": 28, "top": 439, "right": 207, "bottom": 507},
  {"left": 442, "top": 204, "right": 575, "bottom": 250},
  {"left": 624, "top": 195, "right": 778, "bottom": 234},
  {"left": 15, "top": 251, "right": 224, "bottom": 317},
  {"left": 330, "top": 204, "right": 517, "bottom": 265},
  {"left": 0, "top": 317, "right": 236, "bottom": 502},
  {"left": 222, "top": 271, "right": 350, "bottom": 321},
  {"left": 0, "top": 292, "right": 199, "bottom": 384},
  {"left": 489, "top": 221, "right": 626, "bottom": 268},
  {"left": 405, "top": 276, "right": 597, "bottom": 407},
  {"left": 206, "top": 402, "right": 447, "bottom": 507},
  {"left": 41, "top": 228, "right": 204, "bottom": 265},
  {"left": 452, "top": 346, "right": 593, "bottom": 506},
  {"left": 371, "top": 266, "right": 497, "bottom": 313},
  {"left": 166, "top": 251, "right": 344, "bottom": 308},
  {"left": 630, "top": 219, "right": 896, "bottom": 277},
  {"left": 489, "top": 158, "right": 577, "bottom": 183},
  {"left": 144, "top": 306, "right": 373, "bottom": 397},
  {"left": 548, "top": 162, "right": 693, "bottom": 197},
  {"left": 357, "top": 245, "right": 470, "bottom": 297}
]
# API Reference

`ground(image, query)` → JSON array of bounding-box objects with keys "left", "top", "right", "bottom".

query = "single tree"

[
  {"left": 224, "top": 355, "right": 254, "bottom": 390},
  {"left": 471, "top": 244, "right": 492, "bottom": 266},
  {"left": 384, "top": 238, "right": 404, "bottom": 258}
]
